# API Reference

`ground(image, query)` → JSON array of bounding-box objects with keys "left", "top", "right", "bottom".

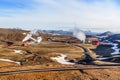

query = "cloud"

[{"left": 0, "top": 0, "right": 120, "bottom": 32}]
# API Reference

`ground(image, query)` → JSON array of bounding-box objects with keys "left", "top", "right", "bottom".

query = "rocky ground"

[{"left": 91, "top": 44, "right": 114, "bottom": 57}]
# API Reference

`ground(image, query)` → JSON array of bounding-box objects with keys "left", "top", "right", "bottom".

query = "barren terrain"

[{"left": 0, "top": 28, "right": 120, "bottom": 80}]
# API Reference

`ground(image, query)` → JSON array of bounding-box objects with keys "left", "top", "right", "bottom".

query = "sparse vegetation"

[
  {"left": 0, "top": 28, "right": 87, "bottom": 66},
  {"left": 0, "top": 28, "right": 26, "bottom": 41},
  {"left": 0, "top": 28, "right": 120, "bottom": 80}
]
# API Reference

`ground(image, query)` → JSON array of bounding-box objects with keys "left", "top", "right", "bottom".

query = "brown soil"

[
  {"left": 0, "top": 68, "right": 120, "bottom": 80},
  {"left": 0, "top": 61, "right": 18, "bottom": 67}
]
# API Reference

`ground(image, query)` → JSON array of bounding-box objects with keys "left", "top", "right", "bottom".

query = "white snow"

[
  {"left": 14, "top": 50, "right": 23, "bottom": 54},
  {"left": 98, "top": 57, "right": 109, "bottom": 60},
  {"left": 0, "top": 59, "right": 20, "bottom": 65},
  {"left": 51, "top": 54, "right": 75, "bottom": 65},
  {"left": 111, "top": 43, "right": 120, "bottom": 55}
]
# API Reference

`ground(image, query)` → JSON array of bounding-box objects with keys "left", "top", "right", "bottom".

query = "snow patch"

[
  {"left": 51, "top": 54, "right": 75, "bottom": 65},
  {"left": 98, "top": 57, "right": 109, "bottom": 60},
  {"left": 0, "top": 59, "right": 20, "bottom": 65},
  {"left": 111, "top": 43, "right": 120, "bottom": 55},
  {"left": 14, "top": 50, "right": 23, "bottom": 54}
]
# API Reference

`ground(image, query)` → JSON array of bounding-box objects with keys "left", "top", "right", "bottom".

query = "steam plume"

[{"left": 73, "top": 28, "right": 86, "bottom": 43}]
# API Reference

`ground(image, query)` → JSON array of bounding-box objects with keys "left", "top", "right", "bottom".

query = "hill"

[
  {"left": 98, "top": 31, "right": 113, "bottom": 36},
  {"left": 107, "top": 34, "right": 120, "bottom": 41}
]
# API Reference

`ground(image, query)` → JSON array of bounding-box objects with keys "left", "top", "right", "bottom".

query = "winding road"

[{"left": 0, "top": 44, "right": 120, "bottom": 76}]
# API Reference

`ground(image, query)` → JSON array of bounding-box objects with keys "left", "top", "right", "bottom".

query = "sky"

[{"left": 0, "top": 0, "right": 120, "bottom": 32}]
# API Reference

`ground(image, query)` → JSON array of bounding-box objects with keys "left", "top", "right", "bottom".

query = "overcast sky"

[{"left": 0, "top": 0, "right": 120, "bottom": 32}]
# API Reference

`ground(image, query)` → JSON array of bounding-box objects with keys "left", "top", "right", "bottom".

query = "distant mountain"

[
  {"left": 84, "top": 30, "right": 98, "bottom": 35},
  {"left": 107, "top": 34, "right": 120, "bottom": 41},
  {"left": 98, "top": 31, "right": 113, "bottom": 36},
  {"left": 38, "top": 30, "right": 73, "bottom": 35},
  {"left": 38, "top": 30, "right": 99, "bottom": 36}
]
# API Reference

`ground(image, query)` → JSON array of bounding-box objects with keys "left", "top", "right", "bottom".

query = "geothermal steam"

[
  {"left": 73, "top": 29, "right": 86, "bottom": 43},
  {"left": 22, "top": 30, "right": 42, "bottom": 44}
]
